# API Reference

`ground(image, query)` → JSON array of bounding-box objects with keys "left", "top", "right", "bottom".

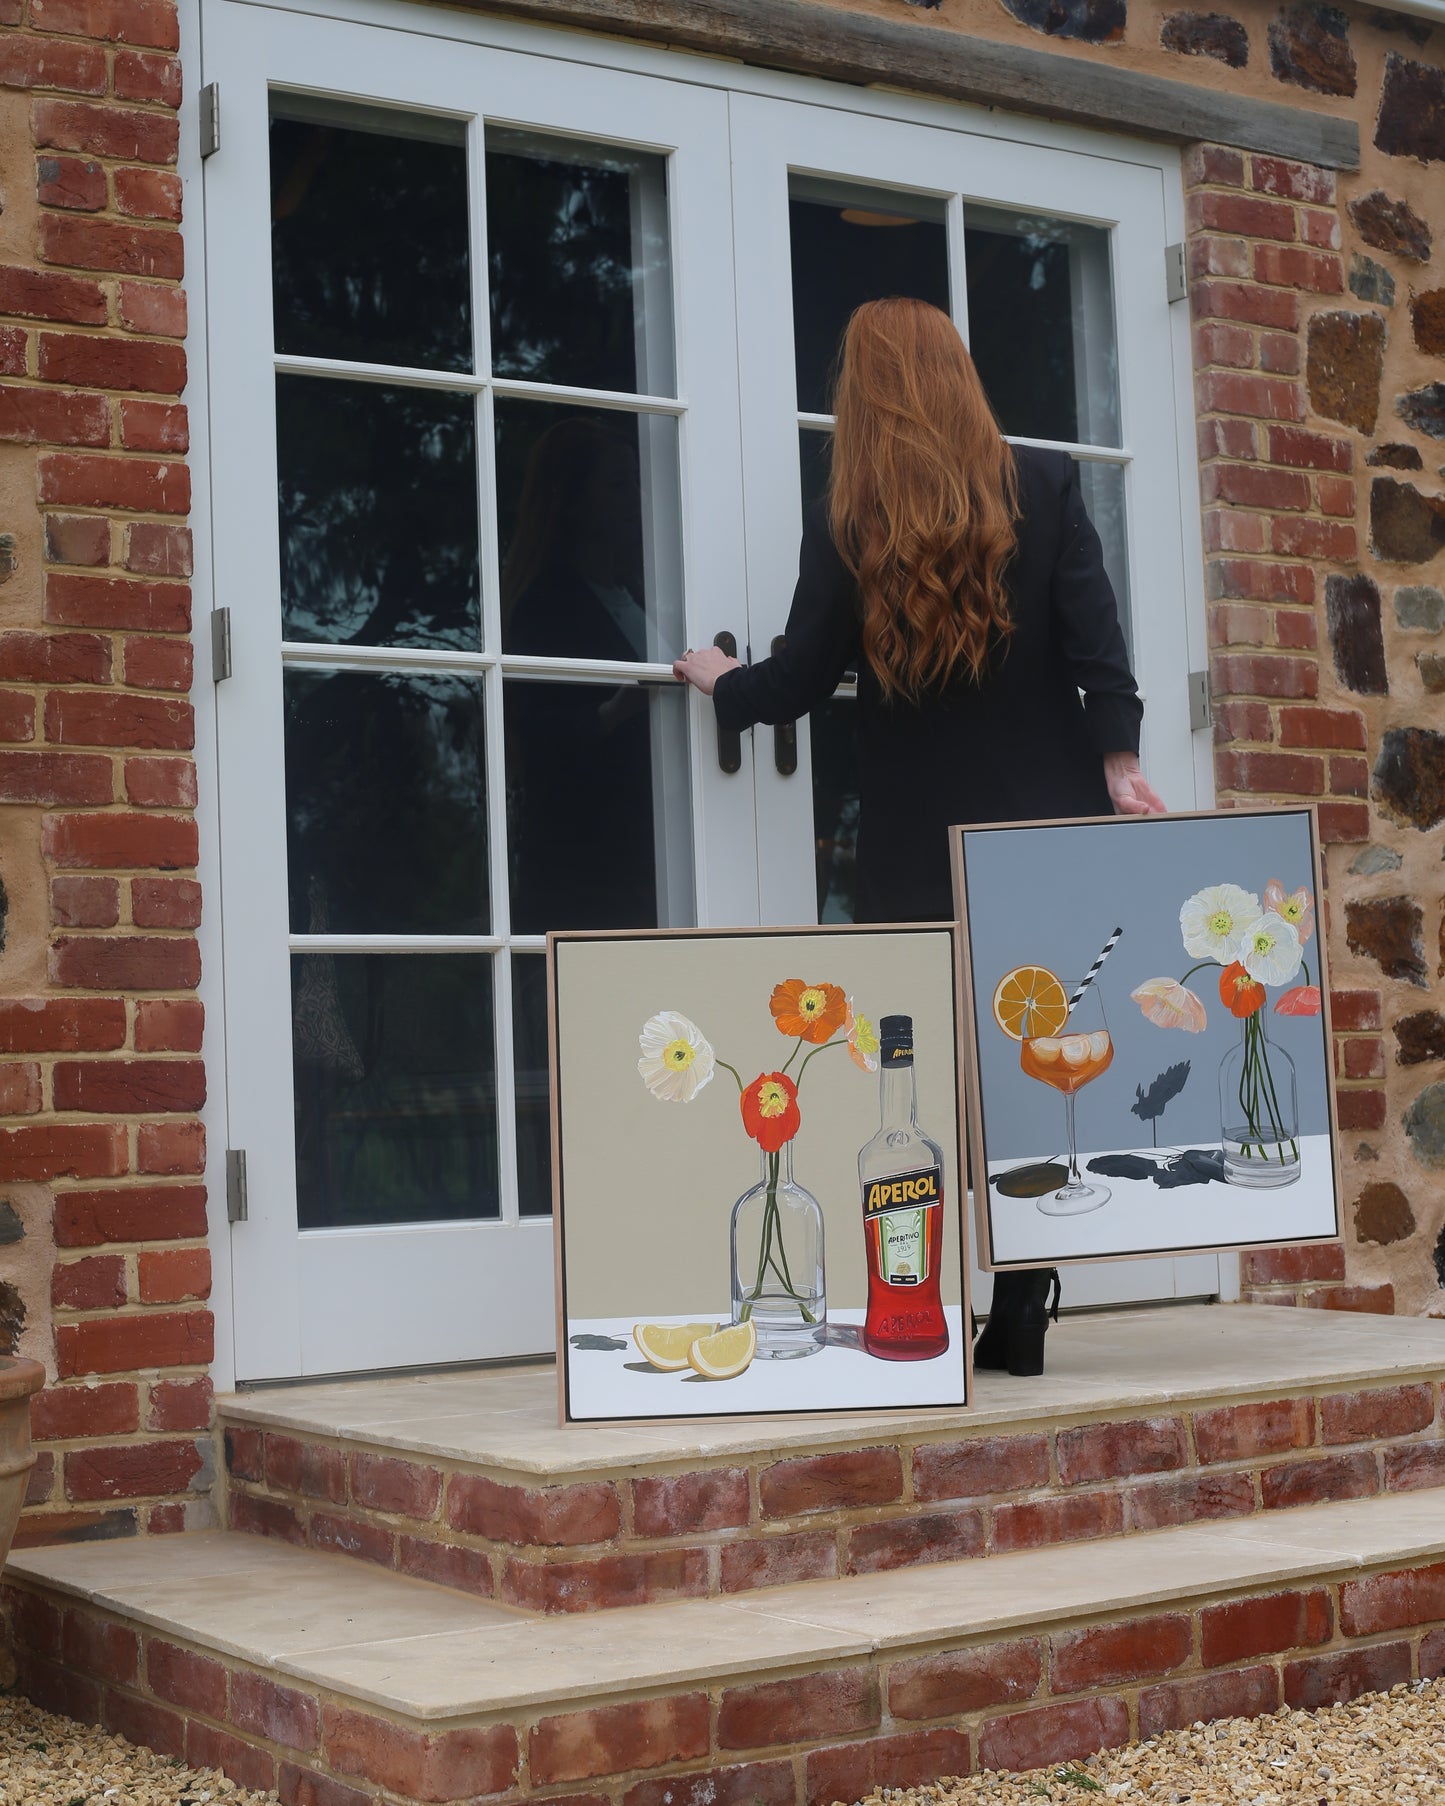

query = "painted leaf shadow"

[{"left": 1131, "top": 1061, "right": 1191, "bottom": 1148}]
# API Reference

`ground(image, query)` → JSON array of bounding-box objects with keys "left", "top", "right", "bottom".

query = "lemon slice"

[
  {"left": 992, "top": 965, "right": 1069, "bottom": 1042},
  {"left": 632, "top": 1321, "right": 719, "bottom": 1371},
  {"left": 686, "top": 1320, "right": 758, "bottom": 1380}
]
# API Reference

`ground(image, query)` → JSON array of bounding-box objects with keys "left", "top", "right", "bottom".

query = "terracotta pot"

[{"left": 0, "top": 1357, "right": 45, "bottom": 1571}]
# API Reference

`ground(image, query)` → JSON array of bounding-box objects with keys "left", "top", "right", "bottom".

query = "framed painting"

[
  {"left": 951, "top": 808, "right": 1342, "bottom": 1272},
  {"left": 549, "top": 925, "right": 971, "bottom": 1423}
]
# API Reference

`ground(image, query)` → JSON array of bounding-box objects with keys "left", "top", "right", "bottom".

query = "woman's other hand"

[
  {"left": 673, "top": 645, "right": 742, "bottom": 696},
  {"left": 1104, "top": 750, "right": 1167, "bottom": 815}
]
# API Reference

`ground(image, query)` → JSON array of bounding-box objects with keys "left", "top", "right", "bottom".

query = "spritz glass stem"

[{"left": 1064, "top": 1090, "right": 1082, "bottom": 1188}]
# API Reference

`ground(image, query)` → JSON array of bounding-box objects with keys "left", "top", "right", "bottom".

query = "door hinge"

[
  {"left": 226, "top": 1149, "right": 249, "bottom": 1224},
  {"left": 1165, "top": 242, "right": 1187, "bottom": 305},
  {"left": 210, "top": 606, "right": 232, "bottom": 682},
  {"left": 1188, "top": 668, "right": 1213, "bottom": 732},
  {"left": 200, "top": 83, "right": 220, "bottom": 159}
]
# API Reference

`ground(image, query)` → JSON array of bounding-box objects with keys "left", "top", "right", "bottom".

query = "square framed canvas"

[
  {"left": 549, "top": 924, "right": 971, "bottom": 1424},
  {"left": 951, "top": 808, "right": 1342, "bottom": 1272}
]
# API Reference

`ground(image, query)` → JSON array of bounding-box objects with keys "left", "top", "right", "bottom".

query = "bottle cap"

[{"left": 879, "top": 1014, "right": 914, "bottom": 1064}]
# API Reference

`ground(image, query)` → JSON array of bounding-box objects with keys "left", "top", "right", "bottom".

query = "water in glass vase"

[
  {"left": 730, "top": 1143, "right": 826, "bottom": 1358},
  {"left": 1218, "top": 1014, "right": 1300, "bottom": 1188}
]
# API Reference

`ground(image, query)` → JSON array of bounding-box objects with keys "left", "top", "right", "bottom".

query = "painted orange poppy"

[
  {"left": 1219, "top": 961, "right": 1265, "bottom": 1019},
  {"left": 769, "top": 979, "right": 847, "bottom": 1043},
  {"left": 740, "top": 1071, "right": 800, "bottom": 1152}
]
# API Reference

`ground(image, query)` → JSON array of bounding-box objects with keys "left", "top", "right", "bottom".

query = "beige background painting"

[{"left": 554, "top": 928, "right": 963, "bottom": 1323}]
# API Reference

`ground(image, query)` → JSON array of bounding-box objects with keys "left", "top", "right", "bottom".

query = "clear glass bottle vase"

[
  {"left": 730, "top": 1144, "right": 826, "bottom": 1359},
  {"left": 1218, "top": 1011, "right": 1301, "bottom": 1188}
]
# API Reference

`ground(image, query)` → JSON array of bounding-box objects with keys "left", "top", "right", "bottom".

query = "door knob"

[{"left": 771, "top": 636, "right": 797, "bottom": 776}]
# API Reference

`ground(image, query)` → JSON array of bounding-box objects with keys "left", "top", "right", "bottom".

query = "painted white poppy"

[
  {"left": 1179, "top": 884, "right": 1261, "bottom": 963},
  {"left": 638, "top": 1011, "right": 716, "bottom": 1102},
  {"left": 1236, "top": 912, "right": 1303, "bottom": 988}
]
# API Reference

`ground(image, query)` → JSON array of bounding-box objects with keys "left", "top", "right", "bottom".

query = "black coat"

[{"left": 713, "top": 446, "right": 1143, "bottom": 924}]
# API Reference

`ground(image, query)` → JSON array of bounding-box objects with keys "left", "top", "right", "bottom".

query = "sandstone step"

[
  {"left": 7, "top": 1489, "right": 1445, "bottom": 1804},
  {"left": 214, "top": 1304, "right": 1445, "bottom": 1613}
]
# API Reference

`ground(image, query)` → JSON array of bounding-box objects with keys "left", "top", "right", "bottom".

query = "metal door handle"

[
  {"left": 771, "top": 636, "right": 797, "bottom": 776},
  {"left": 712, "top": 631, "right": 741, "bottom": 775}
]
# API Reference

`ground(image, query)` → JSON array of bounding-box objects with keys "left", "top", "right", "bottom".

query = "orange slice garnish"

[{"left": 991, "top": 965, "right": 1069, "bottom": 1042}]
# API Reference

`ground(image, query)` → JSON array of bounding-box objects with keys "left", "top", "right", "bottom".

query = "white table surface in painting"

[
  {"left": 986, "top": 1134, "right": 1337, "bottom": 1266},
  {"left": 564, "top": 1307, "right": 967, "bottom": 1421}
]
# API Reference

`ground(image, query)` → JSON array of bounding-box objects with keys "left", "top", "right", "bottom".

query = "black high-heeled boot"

[{"left": 972, "top": 1269, "right": 1061, "bottom": 1376}]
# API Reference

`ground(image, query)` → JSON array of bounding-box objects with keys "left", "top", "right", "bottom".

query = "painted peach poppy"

[{"left": 769, "top": 979, "right": 847, "bottom": 1044}]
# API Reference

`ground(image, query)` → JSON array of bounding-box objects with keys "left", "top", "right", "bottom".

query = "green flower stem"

[
  {"left": 795, "top": 1036, "right": 845, "bottom": 1086},
  {"left": 740, "top": 1150, "right": 817, "bottom": 1324},
  {"left": 715, "top": 1060, "right": 745, "bottom": 1095},
  {"left": 1178, "top": 961, "right": 1217, "bottom": 985}
]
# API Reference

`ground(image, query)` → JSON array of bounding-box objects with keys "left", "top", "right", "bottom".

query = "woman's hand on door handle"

[{"left": 673, "top": 645, "right": 741, "bottom": 695}]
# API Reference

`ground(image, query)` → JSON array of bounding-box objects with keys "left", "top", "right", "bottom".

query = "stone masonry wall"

[{"left": 0, "top": 0, "right": 213, "bottom": 1543}]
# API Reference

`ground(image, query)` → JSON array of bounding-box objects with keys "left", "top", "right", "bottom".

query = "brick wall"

[{"left": 0, "top": 0, "right": 213, "bottom": 1540}]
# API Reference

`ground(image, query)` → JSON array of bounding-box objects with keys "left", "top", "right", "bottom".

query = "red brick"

[
  {"left": 229, "top": 1491, "right": 305, "bottom": 1546},
  {"left": 1209, "top": 599, "right": 1271, "bottom": 642},
  {"left": 532, "top": 1695, "right": 710, "bottom": 1784},
  {"left": 126, "top": 759, "right": 198, "bottom": 810},
  {"left": 146, "top": 1636, "right": 227, "bottom": 1715},
  {"left": 1424, "top": 1628, "right": 1445, "bottom": 1680},
  {"left": 27, "top": 1450, "right": 56, "bottom": 1503},
  {"left": 115, "top": 167, "right": 182, "bottom": 221},
  {"left": 759, "top": 1446, "right": 903, "bottom": 1517},
  {"left": 720, "top": 1528, "right": 837, "bottom": 1592},
  {"left": 1128, "top": 1470, "right": 1257, "bottom": 1530},
  {"left": 54, "top": 1183, "right": 206, "bottom": 1246},
  {"left": 912, "top": 1433, "right": 1050, "bottom": 1501},
  {"left": 806, "top": 1729, "right": 972, "bottom": 1806},
  {"left": 0, "top": 1121, "right": 125, "bottom": 1180},
  {"left": 46, "top": 690, "right": 192, "bottom": 751},
  {"left": 41, "top": 214, "right": 183, "bottom": 279},
  {"left": 0, "top": 36, "right": 107, "bottom": 91},
  {"left": 445, "top": 1472, "right": 620, "bottom": 1545},
  {"left": 135, "top": 998, "right": 203, "bottom": 1052},
  {"left": 17, "top": 1653, "right": 102, "bottom": 1723},
  {"left": 0, "top": 385, "right": 109, "bottom": 447},
  {"left": 1203, "top": 512, "right": 1269, "bottom": 556},
  {"left": 1215, "top": 748, "right": 1324, "bottom": 795},
  {"left": 147, "top": 1501, "right": 185, "bottom": 1533},
  {"left": 1274, "top": 609, "right": 1318, "bottom": 650},
  {"left": 1259, "top": 332, "right": 1301, "bottom": 376},
  {"left": 53, "top": 1058, "right": 203, "bottom": 1114},
  {"left": 397, "top": 1536, "right": 494, "bottom": 1596},
  {"left": 65, "top": 1437, "right": 203, "bottom": 1500},
  {"left": 256, "top": 1432, "right": 341, "bottom": 1498},
  {"left": 30, "top": 1381, "right": 138, "bottom": 1440},
  {"left": 1317, "top": 473, "right": 1355, "bottom": 516},
  {"left": 44, "top": 514, "right": 111, "bottom": 567},
  {"left": 992, "top": 1490, "right": 1124, "bottom": 1552},
  {"left": 1197, "top": 370, "right": 1304, "bottom": 421},
  {"left": 1252, "top": 244, "right": 1342, "bottom": 292},
  {"left": 39, "top": 454, "right": 189, "bottom": 516},
  {"left": 187, "top": 1724, "right": 276, "bottom": 1797},
  {"left": 978, "top": 1697, "right": 1130, "bottom": 1773},
  {"left": 845, "top": 1508, "right": 985, "bottom": 1575},
  {"left": 63, "top": 1610, "right": 138, "bottom": 1682},
  {"left": 1340, "top": 1562, "right": 1445, "bottom": 1636},
  {"left": 1189, "top": 190, "right": 1297, "bottom": 242},
  {"left": 1185, "top": 144, "right": 1246, "bottom": 185},
  {"left": 1201, "top": 1588, "right": 1333, "bottom": 1667},
  {"left": 45, "top": 812, "right": 197, "bottom": 877},
  {"left": 1271, "top": 516, "right": 1355, "bottom": 562},
  {"left": 0, "top": 264, "right": 105, "bottom": 325},
  {"left": 8, "top": 1586, "right": 64, "bottom": 1658},
  {"left": 1192, "top": 280, "right": 1301, "bottom": 330},
  {"left": 276, "top": 1763, "right": 373, "bottom": 1806},
  {"left": 1194, "top": 1396, "right": 1315, "bottom": 1463},
  {"left": 104, "top": 1689, "right": 185, "bottom": 1758},
  {"left": 1188, "top": 237, "right": 1251, "bottom": 281},
  {"left": 1278, "top": 706, "right": 1366, "bottom": 750},
  {"left": 1198, "top": 418, "right": 1259, "bottom": 460},
  {"left": 137, "top": 1119, "right": 205, "bottom": 1173},
  {"left": 1139, "top": 1664, "right": 1279, "bottom": 1737},
  {"left": 1317, "top": 802, "right": 1371, "bottom": 844},
  {"left": 12, "top": 1506, "right": 135, "bottom": 1549},
  {"left": 1207, "top": 559, "right": 1315, "bottom": 604},
  {"left": 36, "top": 154, "right": 105, "bottom": 210},
  {"left": 1330, "top": 756, "right": 1369, "bottom": 798},
  {"left": 48, "top": 575, "right": 192, "bottom": 636},
  {"left": 0, "top": 326, "right": 23, "bottom": 374},
  {"left": 0, "top": 690, "right": 35, "bottom": 741},
  {"left": 35, "top": 97, "right": 177, "bottom": 162},
  {"left": 1268, "top": 425, "right": 1352, "bottom": 471},
  {"left": 232, "top": 1672, "right": 320, "bottom": 1753},
  {"left": 625, "top": 1762, "right": 794, "bottom": 1806},
  {"left": 501, "top": 1547, "right": 708, "bottom": 1612},
  {"left": 0, "top": 628, "right": 111, "bottom": 684},
  {"left": 138, "top": 1248, "right": 209, "bottom": 1303},
  {"left": 1300, "top": 208, "right": 1341, "bottom": 249},
  {"left": 1329, "top": 1091, "right": 1387, "bottom": 1134},
  {"left": 113, "top": 48, "right": 181, "bottom": 105},
  {"left": 39, "top": 332, "right": 185, "bottom": 395},
  {"left": 718, "top": 1670, "right": 878, "bottom": 1753},
  {"left": 1203, "top": 464, "right": 1311, "bottom": 511},
  {"left": 1251, "top": 156, "right": 1334, "bottom": 204},
  {"left": 1052, "top": 1614, "right": 1192, "bottom": 1693},
  {"left": 224, "top": 1425, "right": 264, "bottom": 1480},
  {"left": 132, "top": 881, "right": 200, "bottom": 934},
  {"left": 117, "top": 281, "right": 185, "bottom": 338},
  {"left": 1193, "top": 320, "right": 1255, "bottom": 368},
  {"left": 147, "top": 1375, "right": 212, "bottom": 1430},
  {"left": 310, "top": 1512, "right": 394, "bottom": 1568},
  {"left": 888, "top": 1638, "right": 1042, "bottom": 1721},
  {"left": 350, "top": 1452, "right": 441, "bottom": 1520},
  {"left": 632, "top": 1467, "right": 750, "bottom": 1536},
  {"left": 1261, "top": 1451, "right": 1378, "bottom": 1509},
  {"left": 1321, "top": 1385, "right": 1432, "bottom": 1446},
  {"left": 32, "top": 0, "right": 178, "bottom": 43},
  {"left": 323, "top": 1707, "right": 519, "bottom": 1802},
  {"left": 0, "top": 749, "right": 112, "bottom": 804},
  {"left": 1057, "top": 1417, "right": 1188, "bottom": 1486},
  {"left": 125, "top": 521, "right": 191, "bottom": 576},
  {"left": 52, "top": 1254, "right": 126, "bottom": 1310},
  {"left": 1211, "top": 653, "right": 1318, "bottom": 699},
  {"left": 1384, "top": 1441, "right": 1445, "bottom": 1493},
  {"left": 1283, "top": 1642, "right": 1411, "bottom": 1709},
  {"left": 0, "top": 1060, "right": 42, "bottom": 1115},
  {"left": 56, "top": 1308, "right": 212, "bottom": 1376}
]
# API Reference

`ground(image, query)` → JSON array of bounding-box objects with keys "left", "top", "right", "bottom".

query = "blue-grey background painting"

[{"left": 960, "top": 811, "right": 1330, "bottom": 1162}]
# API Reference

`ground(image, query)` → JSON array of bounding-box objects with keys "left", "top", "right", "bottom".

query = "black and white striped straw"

[{"left": 1067, "top": 927, "right": 1124, "bottom": 1015}]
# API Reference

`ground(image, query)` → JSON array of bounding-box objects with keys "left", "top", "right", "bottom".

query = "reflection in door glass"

[
  {"left": 799, "top": 425, "right": 832, "bottom": 508},
  {"left": 487, "top": 130, "right": 674, "bottom": 396},
  {"left": 270, "top": 105, "right": 471, "bottom": 374},
  {"left": 292, "top": 953, "right": 499, "bottom": 1228},
  {"left": 789, "top": 180, "right": 949, "bottom": 416},
  {"left": 277, "top": 376, "right": 481, "bottom": 651},
  {"left": 495, "top": 401, "right": 683, "bottom": 662},
  {"left": 1078, "top": 460, "right": 1133, "bottom": 655},
  {"left": 512, "top": 953, "right": 552, "bottom": 1217},
  {"left": 963, "top": 207, "right": 1120, "bottom": 448}
]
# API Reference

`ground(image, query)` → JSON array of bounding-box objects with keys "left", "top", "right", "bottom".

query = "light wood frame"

[{"left": 950, "top": 806, "right": 1344, "bottom": 1274}]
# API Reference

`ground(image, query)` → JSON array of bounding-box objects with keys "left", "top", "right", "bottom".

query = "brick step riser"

[
  {"left": 216, "top": 1379, "right": 1445, "bottom": 1613},
  {"left": 8, "top": 1560, "right": 1445, "bottom": 1806}
]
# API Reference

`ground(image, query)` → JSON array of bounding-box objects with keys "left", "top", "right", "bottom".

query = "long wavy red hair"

[{"left": 828, "top": 298, "right": 1018, "bottom": 700}]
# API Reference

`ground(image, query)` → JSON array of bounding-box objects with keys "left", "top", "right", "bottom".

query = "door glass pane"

[
  {"left": 512, "top": 952, "right": 552, "bottom": 1218},
  {"left": 271, "top": 103, "right": 471, "bottom": 374},
  {"left": 963, "top": 206, "right": 1120, "bottom": 448},
  {"left": 789, "top": 179, "right": 949, "bottom": 415},
  {"left": 1078, "top": 460, "right": 1133, "bottom": 656},
  {"left": 495, "top": 401, "right": 683, "bottom": 662},
  {"left": 799, "top": 424, "right": 832, "bottom": 507},
  {"left": 285, "top": 669, "right": 489, "bottom": 936},
  {"left": 486, "top": 129, "right": 674, "bottom": 396},
  {"left": 277, "top": 376, "right": 481, "bottom": 651},
  {"left": 504, "top": 679, "right": 693, "bottom": 932},
  {"left": 292, "top": 953, "right": 498, "bottom": 1228},
  {"left": 811, "top": 695, "right": 860, "bottom": 923}
]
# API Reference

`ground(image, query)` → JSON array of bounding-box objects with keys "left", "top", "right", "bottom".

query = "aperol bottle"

[{"left": 858, "top": 1015, "right": 950, "bottom": 1360}]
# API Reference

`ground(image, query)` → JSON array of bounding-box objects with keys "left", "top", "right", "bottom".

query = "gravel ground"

[{"left": 2, "top": 1678, "right": 1445, "bottom": 1804}]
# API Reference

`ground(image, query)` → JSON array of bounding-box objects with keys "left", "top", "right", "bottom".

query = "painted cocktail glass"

[{"left": 1021, "top": 982, "right": 1113, "bottom": 1215}]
